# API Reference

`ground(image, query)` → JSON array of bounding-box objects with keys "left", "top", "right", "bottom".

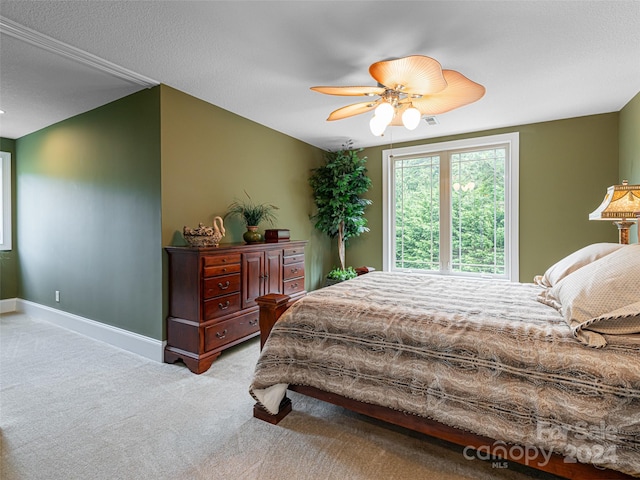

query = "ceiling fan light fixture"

[
  {"left": 369, "top": 115, "right": 387, "bottom": 136},
  {"left": 374, "top": 102, "right": 395, "bottom": 125},
  {"left": 402, "top": 107, "right": 421, "bottom": 130}
]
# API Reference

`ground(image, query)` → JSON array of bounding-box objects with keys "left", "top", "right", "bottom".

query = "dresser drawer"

[
  {"left": 203, "top": 292, "right": 241, "bottom": 320},
  {"left": 283, "top": 262, "right": 304, "bottom": 280},
  {"left": 283, "top": 254, "right": 304, "bottom": 265},
  {"left": 203, "top": 254, "right": 241, "bottom": 267},
  {"left": 284, "top": 246, "right": 304, "bottom": 257},
  {"left": 204, "top": 263, "right": 241, "bottom": 277},
  {"left": 283, "top": 278, "right": 304, "bottom": 295},
  {"left": 204, "top": 311, "right": 260, "bottom": 351},
  {"left": 203, "top": 273, "right": 241, "bottom": 298}
]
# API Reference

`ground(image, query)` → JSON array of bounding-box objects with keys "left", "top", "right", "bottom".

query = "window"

[
  {"left": 1, "top": 151, "right": 12, "bottom": 251},
  {"left": 383, "top": 133, "right": 519, "bottom": 280}
]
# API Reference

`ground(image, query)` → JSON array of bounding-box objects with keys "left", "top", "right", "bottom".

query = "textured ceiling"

[{"left": 1, "top": 1, "right": 639, "bottom": 150}]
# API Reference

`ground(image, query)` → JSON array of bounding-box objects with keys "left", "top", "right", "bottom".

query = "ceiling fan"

[{"left": 311, "top": 55, "right": 485, "bottom": 136}]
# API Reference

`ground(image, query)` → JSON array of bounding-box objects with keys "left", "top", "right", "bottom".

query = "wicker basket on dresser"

[{"left": 164, "top": 241, "right": 307, "bottom": 374}]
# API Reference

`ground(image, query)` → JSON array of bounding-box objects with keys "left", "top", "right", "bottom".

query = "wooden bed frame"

[{"left": 252, "top": 292, "right": 636, "bottom": 480}]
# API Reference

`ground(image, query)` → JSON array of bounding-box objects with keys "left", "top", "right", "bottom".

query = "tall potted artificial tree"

[{"left": 308, "top": 141, "right": 372, "bottom": 282}]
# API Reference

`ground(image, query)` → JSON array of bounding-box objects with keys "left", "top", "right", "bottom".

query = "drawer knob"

[
  {"left": 218, "top": 281, "right": 230, "bottom": 290},
  {"left": 216, "top": 329, "right": 228, "bottom": 339},
  {"left": 218, "top": 300, "right": 230, "bottom": 310},
  {"left": 249, "top": 319, "right": 258, "bottom": 326},
  {"left": 291, "top": 283, "right": 298, "bottom": 288},
  {"left": 290, "top": 268, "right": 298, "bottom": 274}
]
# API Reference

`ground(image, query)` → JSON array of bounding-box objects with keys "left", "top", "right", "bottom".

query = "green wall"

[
  {"left": 15, "top": 88, "right": 164, "bottom": 338},
  {"left": 619, "top": 91, "right": 640, "bottom": 244},
  {"left": 159, "top": 85, "right": 330, "bottom": 294},
  {"left": 347, "top": 113, "right": 620, "bottom": 283},
  {"left": 0, "top": 138, "right": 17, "bottom": 299}
]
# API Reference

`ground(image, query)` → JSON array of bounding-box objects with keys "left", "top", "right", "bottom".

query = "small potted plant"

[
  {"left": 325, "top": 266, "right": 358, "bottom": 286},
  {"left": 226, "top": 191, "right": 278, "bottom": 243}
]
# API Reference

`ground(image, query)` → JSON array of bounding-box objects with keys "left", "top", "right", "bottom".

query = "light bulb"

[
  {"left": 369, "top": 115, "right": 386, "bottom": 136},
  {"left": 374, "top": 102, "right": 394, "bottom": 126},
  {"left": 402, "top": 107, "right": 421, "bottom": 130}
]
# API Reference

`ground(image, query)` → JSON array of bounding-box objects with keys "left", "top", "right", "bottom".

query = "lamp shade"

[{"left": 589, "top": 181, "right": 640, "bottom": 221}]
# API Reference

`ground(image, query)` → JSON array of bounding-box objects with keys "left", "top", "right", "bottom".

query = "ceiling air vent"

[{"left": 424, "top": 116, "right": 439, "bottom": 126}]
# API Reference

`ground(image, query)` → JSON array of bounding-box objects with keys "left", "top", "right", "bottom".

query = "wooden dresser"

[{"left": 164, "top": 241, "right": 307, "bottom": 374}]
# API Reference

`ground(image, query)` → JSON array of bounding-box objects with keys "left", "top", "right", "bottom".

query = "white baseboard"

[
  {"left": 0, "top": 297, "right": 17, "bottom": 314},
  {"left": 14, "top": 299, "right": 165, "bottom": 363}
]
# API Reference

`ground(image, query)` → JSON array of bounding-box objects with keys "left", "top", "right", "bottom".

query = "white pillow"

[
  {"left": 537, "top": 244, "right": 640, "bottom": 347},
  {"left": 533, "top": 242, "right": 624, "bottom": 287}
]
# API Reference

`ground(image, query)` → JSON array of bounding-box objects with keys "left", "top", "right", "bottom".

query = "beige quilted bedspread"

[{"left": 250, "top": 272, "right": 640, "bottom": 476}]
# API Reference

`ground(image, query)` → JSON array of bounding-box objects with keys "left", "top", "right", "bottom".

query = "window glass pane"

[
  {"left": 451, "top": 148, "right": 506, "bottom": 275},
  {"left": 394, "top": 156, "right": 440, "bottom": 270}
]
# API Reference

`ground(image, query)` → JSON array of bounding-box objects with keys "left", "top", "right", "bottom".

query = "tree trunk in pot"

[{"left": 338, "top": 221, "right": 346, "bottom": 271}]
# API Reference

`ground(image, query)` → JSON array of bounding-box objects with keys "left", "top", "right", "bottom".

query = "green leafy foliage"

[
  {"left": 226, "top": 191, "right": 278, "bottom": 227},
  {"left": 326, "top": 266, "right": 358, "bottom": 281},
  {"left": 309, "top": 141, "right": 372, "bottom": 270}
]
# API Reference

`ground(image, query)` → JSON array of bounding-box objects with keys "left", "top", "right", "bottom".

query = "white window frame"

[
  {"left": 382, "top": 132, "right": 519, "bottom": 281},
  {"left": 1, "top": 151, "right": 12, "bottom": 251}
]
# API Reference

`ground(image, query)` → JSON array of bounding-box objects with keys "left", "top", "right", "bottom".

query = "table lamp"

[{"left": 589, "top": 180, "right": 640, "bottom": 244}]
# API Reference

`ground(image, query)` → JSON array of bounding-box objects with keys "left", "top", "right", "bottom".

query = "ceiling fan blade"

[
  {"left": 326, "top": 101, "right": 377, "bottom": 121},
  {"left": 411, "top": 70, "right": 485, "bottom": 115},
  {"left": 369, "top": 55, "right": 447, "bottom": 95},
  {"left": 311, "top": 86, "right": 385, "bottom": 96}
]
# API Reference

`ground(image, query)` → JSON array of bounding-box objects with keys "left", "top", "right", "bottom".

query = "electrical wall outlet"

[{"left": 55, "top": 290, "right": 60, "bottom": 302}]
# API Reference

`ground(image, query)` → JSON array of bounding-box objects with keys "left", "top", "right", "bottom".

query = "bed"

[{"left": 250, "top": 243, "right": 640, "bottom": 479}]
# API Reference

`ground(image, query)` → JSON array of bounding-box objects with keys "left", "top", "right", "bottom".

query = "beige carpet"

[{"left": 0, "top": 311, "right": 561, "bottom": 480}]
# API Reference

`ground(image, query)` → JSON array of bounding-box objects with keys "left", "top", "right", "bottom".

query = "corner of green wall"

[
  {"left": 619, "top": 90, "right": 640, "bottom": 243},
  {"left": 0, "top": 137, "right": 18, "bottom": 299},
  {"left": 14, "top": 88, "right": 163, "bottom": 338}
]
